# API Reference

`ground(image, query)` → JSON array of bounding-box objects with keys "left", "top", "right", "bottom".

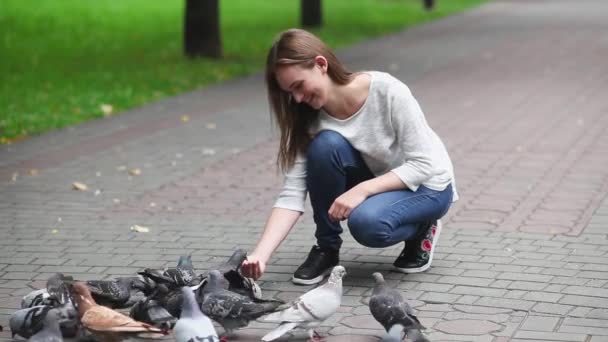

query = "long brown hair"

[{"left": 265, "top": 29, "right": 354, "bottom": 171}]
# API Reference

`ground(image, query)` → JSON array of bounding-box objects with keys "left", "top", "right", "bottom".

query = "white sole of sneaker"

[
  {"left": 394, "top": 220, "right": 443, "bottom": 274},
  {"left": 291, "top": 268, "right": 333, "bottom": 285}
]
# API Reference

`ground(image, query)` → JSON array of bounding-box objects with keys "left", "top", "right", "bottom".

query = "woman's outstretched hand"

[{"left": 241, "top": 253, "right": 266, "bottom": 280}]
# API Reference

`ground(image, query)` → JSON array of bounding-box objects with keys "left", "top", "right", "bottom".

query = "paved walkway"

[{"left": 2, "top": 0, "right": 608, "bottom": 341}]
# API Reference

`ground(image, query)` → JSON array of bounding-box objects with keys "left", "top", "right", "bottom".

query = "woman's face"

[{"left": 274, "top": 57, "right": 330, "bottom": 110}]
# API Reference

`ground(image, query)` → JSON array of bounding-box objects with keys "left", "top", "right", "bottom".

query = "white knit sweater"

[{"left": 274, "top": 71, "right": 458, "bottom": 212}]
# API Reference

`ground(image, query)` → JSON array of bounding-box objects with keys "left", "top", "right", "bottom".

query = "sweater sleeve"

[
  {"left": 389, "top": 81, "right": 435, "bottom": 191},
  {"left": 273, "top": 153, "right": 308, "bottom": 212}
]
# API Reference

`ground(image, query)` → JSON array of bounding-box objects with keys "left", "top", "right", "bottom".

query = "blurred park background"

[{"left": 0, "top": 0, "right": 487, "bottom": 143}]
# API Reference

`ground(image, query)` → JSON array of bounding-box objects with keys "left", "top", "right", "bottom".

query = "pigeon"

[
  {"left": 211, "top": 249, "right": 262, "bottom": 300},
  {"left": 129, "top": 297, "right": 176, "bottom": 329},
  {"left": 261, "top": 265, "right": 346, "bottom": 342},
  {"left": 173, "top": 287, "right": 219, "bottom": 342},
  {"left": 165, "top": 255, "right": 199, "bottom": 286},
  {"left": 46, "top": 273, "right": 74, "bottom": 305},
  {"left": 22, "top": 289, "right": 52, "bottom": 308},
  {"left": 70, "top": 282, "right": 166, "bottom": 342},
  {"left": 10, "top": 305, "right": 51, "bottom": 338},
  {"left": 9, "top": 303, "right": 78, "bottom": 339},
  {"left": 150, "top": 283, "right": 184, "bottom": 318},
  {"left": 369, "top": 272, "right": 427, "bottom": 342},
  {"left": 86, "top": 277, "right": 152, "bottom": 308},
  {"left": 139, "top": 255, "right": 200, "bottom": 288},
  {"left": 201, "top": 270, "right": 283, "bottom": 334},
  {"left": 27, "top": 309, "right": 63, "bottom": 342}
]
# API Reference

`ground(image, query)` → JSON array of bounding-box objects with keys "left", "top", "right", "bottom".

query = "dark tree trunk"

[
  {"left": 184, "top": 0, "right": 222, "bottom": 58},
  {"left": 301, "top": 0, "right": 322, "bottom": 27},
  {"left": 424, "top": 0, "right": 435, "bottom": 11}
]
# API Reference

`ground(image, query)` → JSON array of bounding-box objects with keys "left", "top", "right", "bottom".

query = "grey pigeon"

[
  {"left": 86, "top": 276, "right": 151, "bottom": 308},
  {"left": 139, "top": 255, "right": 200, "bottom": 288},
  {"left": 369, "top": 272, "right": 428, "bottom": 342},
  {"left": 165, "top": 255, "right": 199, "bottom": 286},
  {"left": 151, "top": 283, "right": 184, "bottom": 318},
  {"left": 46, "top": 273, "right": 73, "bottom": 306},
  {"left": 130, "top": 297, "right": 176, "bottom": 329},
  {"left": 173, "top": 287, "right": 219, "bottom": 342},
  {"left": 212, "top": 249, "right": 262, "bottom": 300},
  {"left": 27, "top": 309, "right": 63, "bottom": 342},
  {"left": 21, "top": 289, "right": 52, "bottom": 308},
  {"left": 9, "top": 304, "right": 77, "bottom": 339},
  {"left": 201, "top": 270, "right": 283, "bottom": 334},
  {"left": 261, "top": 265, "right": 346, "bottom": 342}
]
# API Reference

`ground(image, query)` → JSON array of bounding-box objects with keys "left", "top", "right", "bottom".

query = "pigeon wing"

[
  {"left": 82, "top": 306, "right": 160, "bottom": 332},
  {"left": 266, "top": 287, "right": 340, "bottom": 324}
]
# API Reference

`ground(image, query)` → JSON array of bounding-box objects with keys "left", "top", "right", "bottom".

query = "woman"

[{"left": 241, "top": 29, "right": 457, "bottom": 285}]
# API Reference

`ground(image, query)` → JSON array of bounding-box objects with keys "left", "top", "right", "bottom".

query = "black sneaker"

[
  {"left": 393, "top": 220, "right": 442, "bottom": 273},
  {"left": 292, "top": 245, "right": 339, "bottom": 285}
]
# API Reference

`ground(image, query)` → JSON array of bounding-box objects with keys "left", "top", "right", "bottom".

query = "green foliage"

[{"left": 0, "top": 0, "right": 487, "bottom": 142}]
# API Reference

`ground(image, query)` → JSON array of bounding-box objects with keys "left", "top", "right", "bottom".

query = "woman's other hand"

[{"left": 328, "top": 185, "right": 370, "bottom": 222}]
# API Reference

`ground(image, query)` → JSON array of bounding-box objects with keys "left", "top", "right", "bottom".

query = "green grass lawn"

[{"left": 0, "top": 0, "right": 488, "bottom": 143}]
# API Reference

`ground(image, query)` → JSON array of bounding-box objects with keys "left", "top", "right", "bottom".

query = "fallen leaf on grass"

[
  {"left": 130, "top": 225, "right": 150, "bottom": 233},
  {"left": 72, "top": 182, "right": 88, "bottom": 191},
  {"left": 101, "top": 104, "right": 114, "bottom": 117}
]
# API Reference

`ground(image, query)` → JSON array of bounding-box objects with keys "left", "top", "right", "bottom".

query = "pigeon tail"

[{"left": 261, "top": 322, "right": 298, "bottom": 341}]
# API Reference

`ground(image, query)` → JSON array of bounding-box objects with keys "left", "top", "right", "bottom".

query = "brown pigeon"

[{"left": 70, "top": 282, "right": 166, "bottom": 342}]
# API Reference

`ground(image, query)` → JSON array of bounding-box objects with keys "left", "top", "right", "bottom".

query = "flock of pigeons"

[{"left": 3, "top": 249, "right": 430, "bottom": 342}]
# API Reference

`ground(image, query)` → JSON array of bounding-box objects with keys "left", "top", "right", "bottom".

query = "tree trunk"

[
  {"left": 424, "top": 0, "right": 435, "bottom": 11},
  {"left": 184, "top": 0, "right": 222, "bottom": 58},
  {"left": 301, "top": 0, "right": 322, "bottom": 27}
]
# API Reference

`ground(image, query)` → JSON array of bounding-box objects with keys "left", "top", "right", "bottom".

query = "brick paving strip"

[{"left": 2, "top": 0, "right": 608, "bottom": 341}]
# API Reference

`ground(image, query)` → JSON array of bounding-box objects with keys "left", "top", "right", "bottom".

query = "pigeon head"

[
  {"left": 178, "top": 255, "right": 193, "bottom": 268},
  {"left": 207, "top": 270, "right": 230, "bottom": 288},
  {"left": 70, "top": 282, "right": 96, "bottom": 316},
  {"left": 180, "top": 286, "right": 202, "bottom": 318},
  {"left": 372, "top": 272, "right": 385, "bottom": 285},
  {"left": 229, "top": 249, "right": 248, "bottom": 267},
  {"left": 328, "top": 265, "right": 347, "bottom": 283}
]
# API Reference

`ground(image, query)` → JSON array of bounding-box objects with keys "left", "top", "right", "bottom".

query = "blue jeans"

[{"left": 307, "top": 130, "right": 453, "bottom": 251}]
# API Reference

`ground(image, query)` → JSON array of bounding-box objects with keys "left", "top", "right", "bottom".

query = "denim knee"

[
  {"left": 348, "top": 206, "right": 392, "bottom": 248},
  {"left": 307, "top": 130, "right": 350, "bottom": 163}
]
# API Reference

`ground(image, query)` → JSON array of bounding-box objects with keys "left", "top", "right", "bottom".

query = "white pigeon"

[
  {"left": 21, "top": 289, "right": 51, "bottom": 308},
  {"left": 173, "top": 287, "right": 219, "bottom": 342},
  {"left": 261, "top": 265, "right": 346, "bottom": 342}
]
